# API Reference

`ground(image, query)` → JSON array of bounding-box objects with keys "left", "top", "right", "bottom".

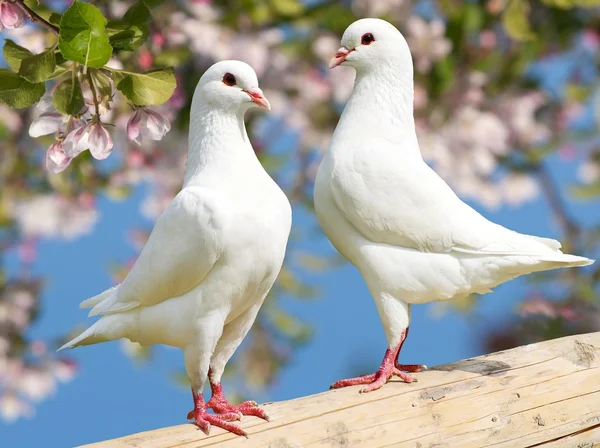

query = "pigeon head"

[
  {"left": 196, "top": 60, "right": 271, "bottom": 111},
  {"left": 329, "top": 19, "right": 412, "bottom": 74}
]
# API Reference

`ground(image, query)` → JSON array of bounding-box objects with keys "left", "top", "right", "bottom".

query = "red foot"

[
  {"left": 330, "top": 328, "right": 426, "bottom": 393},
  {"left": 207, "top": 382, "right": 269, "bottom": 421},
  {"left": 187, "top": 391, "right": 247, "bottom": 437}
]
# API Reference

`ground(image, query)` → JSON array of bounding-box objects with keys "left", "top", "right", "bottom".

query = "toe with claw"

[
  {"left": 188, "top": 391, "right": 247, "bottom": 437},
  {"left": 208, "top": 382, "right": 270, "bottom": 421},
  {"left": 330, "top": 328, "right": 424, "bottom": 393}
]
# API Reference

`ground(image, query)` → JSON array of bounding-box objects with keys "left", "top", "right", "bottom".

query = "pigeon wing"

[
  {"left": 89, "top": 186, "right": 227, "bottom": 316},
  {"left": 329, "top": 137, "right": 560, "bottom": 256}
]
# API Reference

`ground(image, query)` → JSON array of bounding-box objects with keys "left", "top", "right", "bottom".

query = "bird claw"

[
  {"left": 330, "top": 363, "right": 422, "bottom": 393},
  {"left": 189, "top": 409, "right": 247, "bottom": 437},
  {"left": 208, "top": 398, "right": 269, "bottom": 422}
]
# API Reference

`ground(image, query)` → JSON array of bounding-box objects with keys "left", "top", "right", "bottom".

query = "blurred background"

[{"left": 1, "top": 0, "right": 600, "bottom": 446}]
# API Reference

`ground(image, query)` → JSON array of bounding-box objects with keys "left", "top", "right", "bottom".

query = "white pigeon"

[
  {"left": 60, "top": 60, "right": 292, "bottom": 436},
  {"left": 314, "top": 18, "right": 594, "bottom": 393}
]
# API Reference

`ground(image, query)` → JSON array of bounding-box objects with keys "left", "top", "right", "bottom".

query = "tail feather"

[
  {"left": 536, "top": 253, "right": 594, "bottom": 269},
  {"left": 58, "top": 313, "right": 133, "bottom": 351},
  {"left": 80, "top": 285, "right": 119, "bottom": 309},
  {"left": 89, "top": 296, "right": 138, "bottom": 317},
  {"left": 526, "top": 235, "right": 562, "bottom": 251}
]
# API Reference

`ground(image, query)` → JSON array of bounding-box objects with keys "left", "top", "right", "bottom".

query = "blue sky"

[{"left": 2, "top": 145, "right": 598, "bottom": 447}]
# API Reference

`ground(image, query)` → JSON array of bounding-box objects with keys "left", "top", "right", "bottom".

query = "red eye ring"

[
  {"left": 361, "top": 33, "right": 375, "bottom": 45},
  {"left": 222, "top": 73, "right": 237, "bottom": 86}
]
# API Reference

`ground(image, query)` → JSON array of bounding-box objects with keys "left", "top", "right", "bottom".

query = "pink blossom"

[
  {"left": 127, "top": 108, "right": 171, "bottom": 145},
  {"left": 17, "top": 240, "right": 37, "bottom": 264},
  {"left": 138, "top": 48, "right": 153, "bottom": 70},
  {"left": 406, "top": 16, "right": 452, "bottom": 73},
  {"left": 45, "top": 142, "right": 71, "bottom": 174},
  {"left": 0, "top": 393, "right": 33, "bottom": 423},
  {"left": 519, "top": 297, "right": 556, "bottom": 319},
  {"left": 0, "top": 1, "right": 25, "bottom": 29},
  {"left": 558, "top": 145, "right": 576, "bottom": 161},
  {"left": 87, "top": 122, "right": 114, "bottom": 160},
  {"left": 479, "top": 30, "right": 496, "bottom": 49},
  {"left": 581, "top": 29, "right": 600, "bottom": 52},
  {"left": 152, "top": 31, "right": 166, "bottom": 48},
  {"left": 558, "top": 307, "right": 579, "bottom": 322},
  {"left": 62, "top": 122, "right": 89, "bottom": 158},
  {"left": 29, "top": 112, "right": 65, "bottom": 138},
  {"left": 63, "top": 121, "right": 113, "bottom": 160},
  {"left": 52, "top": 359, "right": 78, "bottom": 382}
]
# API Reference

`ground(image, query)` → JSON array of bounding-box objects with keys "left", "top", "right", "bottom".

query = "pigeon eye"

[
  {"left": 361, "top": 33, "right": 375, "bottom": 45},
  {"left": 222, "top": 73, "right": 237, "bottom": 86}
]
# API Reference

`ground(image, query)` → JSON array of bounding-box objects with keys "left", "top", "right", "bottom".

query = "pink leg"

[
  {"left": 187, "top": 390, "right": 247, "bottom": 437},
  {"left": 207, "top": 376, "right": 269, "bottom": 421},
  {"left": 394, "top": 328, "right": 427, "bottom": 373},
  {"left": 330, "top": 328, "right": 426, "bottom": 393}
]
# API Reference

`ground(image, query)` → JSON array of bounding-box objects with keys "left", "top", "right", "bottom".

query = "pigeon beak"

[
  {"left": 243, "top": 87, "right": 271, "bottom": 110},
  {"left": 328, "top": 47, "right": 352, "bottom": 69}
]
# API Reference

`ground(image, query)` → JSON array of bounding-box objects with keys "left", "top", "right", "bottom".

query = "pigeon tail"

[
  {"left": 88, "top": 293, "right": 139, "bottom": 317},
  {"left": 58, "top": 313, "right": 134, "bottom": 351},
  {"left": 535, "top": 253, "right": 594, "bottom": 270},
  {"left": 79, "top": 285, "right": 120, "bottom": 309}
]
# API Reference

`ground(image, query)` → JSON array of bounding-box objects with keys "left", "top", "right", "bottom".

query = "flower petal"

[
  {"left": 46, "top": 143, "right": 72, "bottom": 174},
  {"left": 29, "top": 113, "right": 63, "bottom": 138},
  {"left": 145, "top": 109, "right": 171, "bottom": 140},
  {"left": 126, "top": 110, "right": 142, "bottom": 143},
  {"left": 88, "top": 123, "right": 113, "bottom": 160},
  {"left": 63, "top": 125, "right": 89, "bottom": 158},
  {"left": 0, "top": 2, "right": 25, "bottom": 29}
]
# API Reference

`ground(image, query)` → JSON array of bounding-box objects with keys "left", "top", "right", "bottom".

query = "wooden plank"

[{"left": 80, "top": 332, "right": 600, "bottom": 448}]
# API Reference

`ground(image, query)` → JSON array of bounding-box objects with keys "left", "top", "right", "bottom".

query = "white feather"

[
  {"left": 314, "top": 19, "right": 593, "bottom": 349},
  {"left": 60, "top": 61, "right": 292, "bottom": 400}
]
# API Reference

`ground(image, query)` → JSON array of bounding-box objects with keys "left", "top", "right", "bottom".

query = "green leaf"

[
  {"left": 48, "top": 67, "right": 71, "bottom": 80},
  {"left": 106, "top": 21, "right": 148, "bottom": 51},
  {"left": 3, "top": 40, "right": 33, "bottom": 72},
  {"left": 112, "top": 68, "right": 176, "bottom": 106},
  {"left": 0, "top": 70, "right": 45, "bottom": 109},
  {"left": 502, "top": 0, "right": 535, "bottom": 41},
  {"left": 58, "top": 0, "right": 112, "bottom": 68},
  {"left": 571, "top": 182, "right": 600, "bottom": 199},
  {"left": 23, "top": 0, "right": 55, "bottom": 21},
  {"left": 123, "top": 1, "right": 151, "bottom": 24},
  {"left": 19, "top": 49, "right": 56, "bottom": 83},
  {"left": 106, "top": 2, "right": 151, "bottom": 51},
  {"left": 53, "top": 78, "right": 85, "bottom": 115},
  {"left": 90, "top": 69, "right": 113, "bottom": 101},
  {"left": 268, "top": 0, "right": 304, "bottom": 16},
  {"left": 142, "top": 0, "right": 165, "bottom": 8},
  {"left": 49, "top": 12, "right": 62, "bottom": 26},
  {"left": 542, "top": 0, "right": 600, "bottom": 7}
]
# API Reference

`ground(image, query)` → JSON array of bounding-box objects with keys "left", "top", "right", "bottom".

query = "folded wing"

[
  {"left": 89, "top": 187, "right": 228, "bottom": 316},
  {"left": 329, "top": 138, "right": 586, "bottom": 260}
]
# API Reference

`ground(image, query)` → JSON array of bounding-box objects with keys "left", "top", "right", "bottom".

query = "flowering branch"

[{"left": 8, "top": 0, "right": 59, "bottom": 34}]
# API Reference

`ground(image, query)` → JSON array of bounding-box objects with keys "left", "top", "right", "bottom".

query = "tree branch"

[
  {"left": 535, "top": 163, "right": 581, "bottom": 252},
  {"left": 10, "top": 0, "right": 60, "bottom": 35}
]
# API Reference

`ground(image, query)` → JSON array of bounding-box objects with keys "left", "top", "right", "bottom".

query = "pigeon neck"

[
  {"left": 184, "top": 106, "right": 252, "bottom": 185},
  {"left": 339, "top": 65, "right": 415, "bottom": 140}
]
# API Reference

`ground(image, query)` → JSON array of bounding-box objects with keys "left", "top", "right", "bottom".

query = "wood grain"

[{"left": 80, "top": 332, "right": 600, "bottom": 448}]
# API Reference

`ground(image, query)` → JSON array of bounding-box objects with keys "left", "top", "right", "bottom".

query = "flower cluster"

[
  {"left": 0, "top": 280, "right": 77, "bottom": 422},
  {"left": 30, "top": 95, "right": 171, "bottom": 174}
]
